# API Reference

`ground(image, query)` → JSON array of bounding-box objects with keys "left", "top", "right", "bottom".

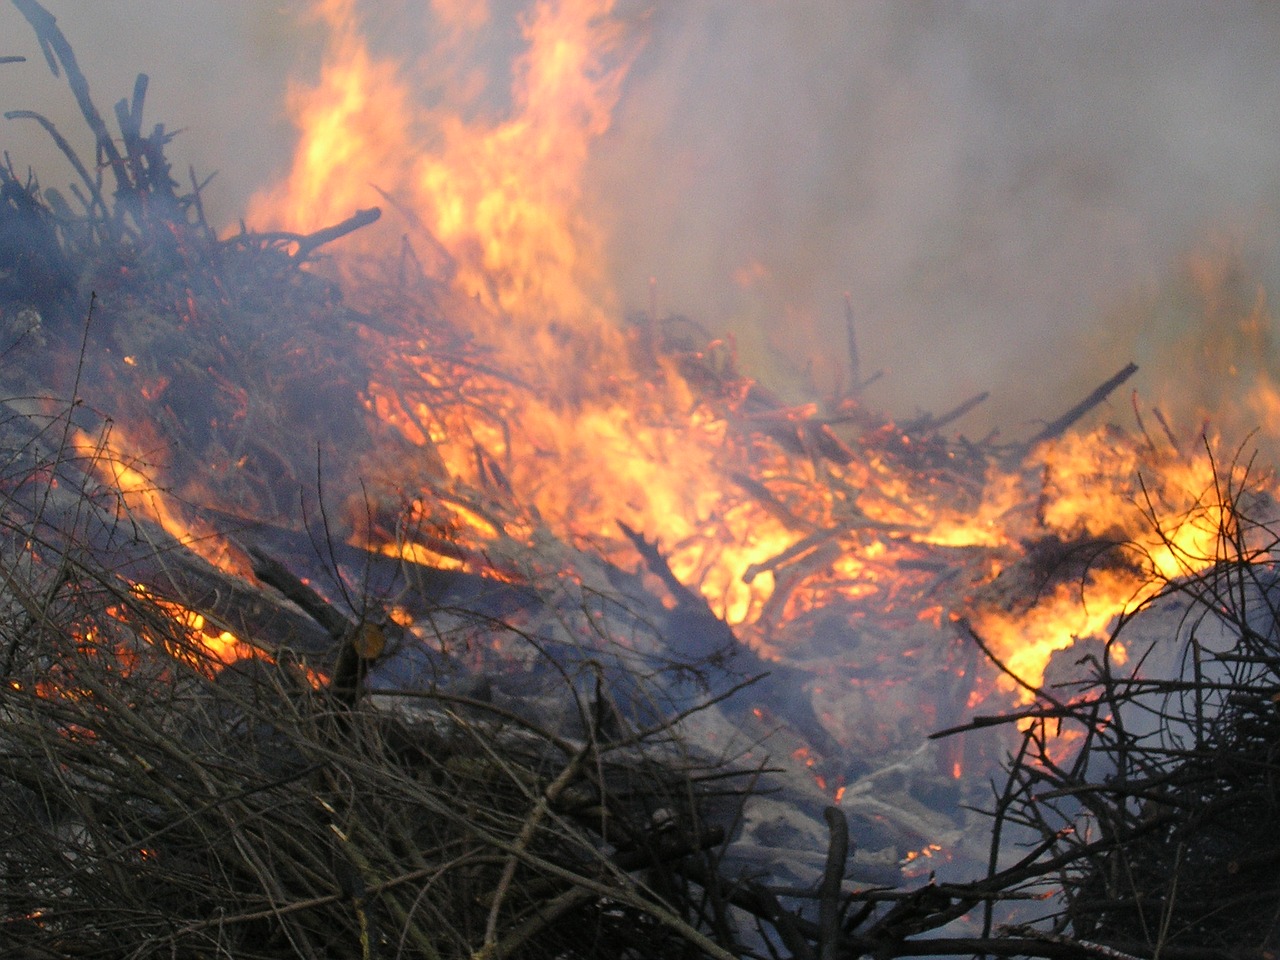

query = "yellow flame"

[
  {"left": 130, "top": 586, "right": 255, "bottom": 667},
  {"left": 243, "top": 1, "right": 1279, "bottom": 722},
  {"left": 250, "top": 0, "right": 636, "bottom": 378},
  {"left": 70, "top": 424, "right": 242, "bottom": 576}
]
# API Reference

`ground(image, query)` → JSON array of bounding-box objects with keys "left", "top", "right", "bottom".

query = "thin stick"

[
  {"left": 843, "top": 292, "right": 862, "bottom": 392},
  {"left": 11, "top": 0, "right": 130, "bottom": 197},
  {"left": 4, "top": 109, "right": 107, "bottom": 218}
]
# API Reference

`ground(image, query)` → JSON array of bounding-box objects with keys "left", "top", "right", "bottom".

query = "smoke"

[
  {"left": 4, "top": 2, "right": 1280, "bottom": 434},
  {"left": 591, "top": 1, "right": 1280, "bottom": 433}
]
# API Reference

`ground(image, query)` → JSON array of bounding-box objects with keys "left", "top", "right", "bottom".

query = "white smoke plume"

[{"left": 2, "top": 2, "right": 1279, "bottom": 434}]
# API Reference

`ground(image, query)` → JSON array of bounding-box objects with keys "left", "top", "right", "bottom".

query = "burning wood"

[
  {"left": 2, "top": 2, "right": 1280, "bottom": 957},
  {"left": 1021, "top": 362, "right": 1140, "bottom": 450}
]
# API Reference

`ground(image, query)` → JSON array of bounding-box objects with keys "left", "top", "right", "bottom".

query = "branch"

[
  {"left": 1025, "top": 362, "right": 1138, "bottom": 448},
  {"left": 11, "top": 0, "right": 130, "bottom": 197}
]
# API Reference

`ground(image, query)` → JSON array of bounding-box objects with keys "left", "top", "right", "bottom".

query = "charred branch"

[
  {"left": 742, "top": 527, "right": 842, "bottom": 585},
  {"left": 247, "top": 545, "right": 353, "bottom": 641},
  {"left": 900, "top": 390, "right": 990, "bottom": 435},
  {"left": 843, "top": 291, "right": 862, "bottom": 394},
  {"left": 1, "top": 10, "right": 1278, "bottom": 959},
  {"left": 292, "top": 206, "right": 382, "bottom": 260},
  {"left": 817, "top": 806, "right": 849, "bottom": 960},
  {"left": 730, "top": 471, "right": 813, "bottom": 533},
  {"left": 3, "top": 109, "right": 107, "bottom": 220},
  {"left": 224, "top": 206, "right": 383, "bottom": 261},
  {"left": 1024, "top": 362, "right": 1139, "bottom": 449},
  {"left": 11, "top": 0, "right": 130, "bottom": 201}
]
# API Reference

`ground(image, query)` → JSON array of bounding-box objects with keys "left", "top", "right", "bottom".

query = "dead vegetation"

[
  {"left": 940, "top": 454, "right": 1280, "bottom": 958},
  {"left": 0, "top": 433, "right": 748, "bottom": 959},
  {"left": 0, "top": 2, "right": 1279, "bottom": 957}
]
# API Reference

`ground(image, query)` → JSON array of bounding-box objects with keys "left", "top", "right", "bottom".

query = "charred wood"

[
  {"left": 742, "top": 527, "right": 842, "bottom": 585},
  {"left": 615, "top": 519, "right": 846, "bottom": 761},
  {"left": 817, "top": 805, "right": 848, "bottom": 960},
  {"left": 899, "top": 391, "right": 990, "bottom": 436},
  {"left": 843, "top": 291, "right": 862, "bottom": 395},
  {"left": 11, "top": 0, "right": 130, "bottom": 203},
  {"left": 291, "top": 206, "right": 381, "bottom": 261},
  {"left": 1024, "top": 362, "right": 1138, "bottom": 449},
  {"left": 0, "top": 396, "right": 334, "bottom": 658},
  {"left": 730, "top": 471, "right": 812, "bottom": 533},
  {"left": 215, "top": 509, "right": 540, "bottom": 617}
]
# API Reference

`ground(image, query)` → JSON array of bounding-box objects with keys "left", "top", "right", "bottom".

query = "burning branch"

[
  {"left": 1025, "top": 362, "right": 1139, "bottom": 448},
  {"left": 0, "top": 399, "right": 773, "bottom": 958},
  {"left": 235, "top": 205, "right": 384, "bottom": 262},
  {"left": 3, "top": 6, "right": 1279, "bottom": 958}
]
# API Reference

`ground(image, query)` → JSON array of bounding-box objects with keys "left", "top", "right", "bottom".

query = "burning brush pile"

[{"left": 1, "top": 2, "right": 1280, "bottom": 957}]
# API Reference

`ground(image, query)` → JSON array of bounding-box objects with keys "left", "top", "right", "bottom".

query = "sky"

[{"left": 3, "top": 1, "right": 1280, "bottom": 437}]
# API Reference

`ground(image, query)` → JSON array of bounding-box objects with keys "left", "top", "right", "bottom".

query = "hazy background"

[{"left": 3, "top": 1, "right": 1280, "bottom": 436}]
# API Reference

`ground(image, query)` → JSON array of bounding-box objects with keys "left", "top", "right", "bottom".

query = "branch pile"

[
  {"left": 935, "top": 456, "right": 1280, "bottom": 957},
  {"left": 3, "top": 3, "right": 1280, "bottom": 957}
]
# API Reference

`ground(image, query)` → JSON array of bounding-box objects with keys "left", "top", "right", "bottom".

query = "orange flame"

[
  {"left": 250, "top": 0, "right": 636, "bottom": 375},
  {"left": 243, "top": 1, "right": 1280, "bottom": 736}
]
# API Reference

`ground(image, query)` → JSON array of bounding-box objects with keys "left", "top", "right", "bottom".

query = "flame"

[
  {"left": 900, "top": 842, "right": 949, "bottom": 878},
  {"left": 248, "top": 0, "right": 804, "bottom": 624},
  {"left": 250, "top": 0, "right": 636, "bottom": 377},
  {"left": 966, "top": 431, "right": 1241, "bottom": 698},
  {"left": 237, "top": 1, "right": 1277, "bottom": 740},
  {"left": 129, "top": 586, "right": 256, "bottom": 668},
  {"left": 13, "top": 0, "right": 1280, "bottom": 814},
  {"left": 69, "top": 422, "right": 246, "bottom": 577},
  {"left": 248, "top": 0, "right": 415, "bottom": 242}
]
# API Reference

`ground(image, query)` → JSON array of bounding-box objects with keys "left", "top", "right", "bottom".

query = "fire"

[
  {"left": 900, "top": 842, "right": 948, "bottom": 879},
  {"left": 126, "top": 587, "right": 256, "bottom": 668},
  {"left": 19, "top": 11, "right": 1280, "bottom": 900},
  {"left": 63, "top": 419, "right": 246, "bottom": 578},
  {"left": 418, "top": 0, "right": 629, "bottom": 333},
  {"left": 248, "top": 0, "right": 414, "bottom": 242},
  {"left": 249, "top": 0, "right": 805, "bottom": 623},
  {"left": 237, "top": 0, "right": 1277, "bottom": 739},
  {"left": 965, "top": 430, "right": 1245, "bottom": 698},
  {"left": 250, "top": 0, "right": 635, "bottom": 373}
]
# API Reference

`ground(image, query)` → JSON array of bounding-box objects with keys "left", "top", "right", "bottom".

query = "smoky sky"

[{"left": 4, "top": 2, "right": 1280, "bottom": 435}]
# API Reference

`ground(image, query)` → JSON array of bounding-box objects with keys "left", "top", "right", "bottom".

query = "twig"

[
  {"left": 293, "top": 206, "right": 382, "bottom": 260},
  {"left": 843, "top": 291, "right": 862, "bottom": 394},
  {"left": 478, "top": 738, "right": 592, "bottom": 957},
  {"left": 743, "top": 527, "right": 842, "bottom": 585},
  {"left": 4, "top": 109, "right": 107, "bottom": 218},
  {"left": 11, "top": 0, "right": 130, "bottom": 198}
]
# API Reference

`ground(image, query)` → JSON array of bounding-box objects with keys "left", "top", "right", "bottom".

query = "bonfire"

[{"left": 0, "top": 2, "right": 1277, "bottom": 958}]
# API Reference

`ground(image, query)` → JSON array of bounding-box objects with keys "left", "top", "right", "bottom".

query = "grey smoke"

[
  {"left": 4, "top": 2, "right": 1280, "bottom": 435},
  {"left": 593, "top": 2, "right": 1280, "bottom": 433}
]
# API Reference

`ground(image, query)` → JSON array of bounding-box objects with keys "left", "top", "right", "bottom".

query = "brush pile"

[
  {"left": 0, "top": 427, "right": 749, "bottom": 959},
  {"left": 3, "top": 2, "right": 1280, "bottom": 958},
  {"left": 953, "top": 468, "right": 1280, "bottom": 958},
  {"left": 0, "top": 7, "right": 761, "bottom": 956}
]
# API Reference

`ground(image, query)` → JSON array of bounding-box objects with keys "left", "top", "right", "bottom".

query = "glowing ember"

[{"left": 129, "top": 586, "right": 256, "bottom": 668}]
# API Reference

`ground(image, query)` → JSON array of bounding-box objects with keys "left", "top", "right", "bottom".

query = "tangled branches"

[
  {"left": 0, "top": 400, "right": 759, "bottom": 960},
  {"left": 948, "top": 453, "right": 1280, "bottom": 958}
]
